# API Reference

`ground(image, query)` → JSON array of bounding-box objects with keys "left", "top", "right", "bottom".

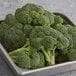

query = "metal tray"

[{"left": 0, "top": 13, "right": 76, "bottom": 76}]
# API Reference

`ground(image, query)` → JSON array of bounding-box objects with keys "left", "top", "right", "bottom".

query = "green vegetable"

[
  {"left": 0, "top": 3, "right": 76, "bottom": 70},
  {"left": 9, "top": 40, "right": 45, "bottom": 69},
  {"left": 30, "top": 26, "right": 57, "bottom": 65}
]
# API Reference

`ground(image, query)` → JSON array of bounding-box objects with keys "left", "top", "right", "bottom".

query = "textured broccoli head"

[
  {"left": 30, "top": 36, "right": 57, "bottom": 66},
  {"left": 65, "top": 24, "right": 76, "bottom": 34},
  {"left": 44, "top": 10, "right": 54, "bottom": 25},
  {"left": 64, "top": 25, "right": 76, "bottom": 49},
  {"left": 0, "top": 22, "right": 27, "bottom": 52},
  {"left": 22, "top": 3, "right": 45, "bottom": 14},
  {"left": 0, "top": 21, "right": 33, "bottom": 52},
  {"left": 29, "top": 26, "right": 58, "bottom": 65},
  {"left": 15, "top": 9, "right": 32, "bottom": 24},
  {"left": 30, "top": 26, "right": 59, "bottom": 39},
  {"left": 53, "top": 25, "right": 68, "bottom": 35},
  {"left": 15, "top": 3, "right": 45, "bottom": 25},
  {"left": 41, "top": 36, "right": 57, "bottom": 65},
  {"left": 30, "top": 26, "right": 69, "bottom": 50},
  {"left": 9, "top": 47, "right": 31, "bottom": 69},
  {"left": 57, "top": 35, "right": 69, "bottom": 50},
  {"left": 23, "top": 24, "right": 33, "bottom": 38},
  {"left": 5, "top": 14, "right": 18, "bottom": 26},
  {"left": 9, "top": 41, "right": 45, "bottom": 69},
  {"left": 53, "top": 25, "right": 73, "bottom": 49},
  {"left": 32, "top": 15, "right": 51, "bottom": 26},
  {"left": 15, "top": 3, "right": 55, "bottom": 26},
  {"left": 54, "top": 15, "right": 63, "bottom": 25},
  {"left": 30, "top": 48, "right": 41, "bottom": 69},
  {"left": 37, "top": 52, "right": 45, "bottom": 68}
]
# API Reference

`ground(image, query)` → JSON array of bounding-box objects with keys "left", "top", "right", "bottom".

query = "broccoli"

[
  {"left": 0, "top": 22, "right": 26, "bottom": 51},
  {"left": 32, "top": 11, "right": 54, "bottom": 26},
  {"left": 1, "top": 3, "right": 76, "bottom": 70},
  {"left": 15, "top": 9, "right": 32, "bottom": 24},
  {"left": 29, "top": 26, "right": 58, "bottom": 65},
  {"left": 37, "top": 52, "right": 45, "bottom": 68},
  {"left": 64, "top": 25, "right": 76, "bottom": 49},
  {"left": 66, "top": 49, "right": 76, "bottom": 61},
  {"left": 22, "top": 3, "right": 45, "bottom": 14},
  {"left": 9, "top": 40, "right": 45, "bottom": 69},
  {"left": 15, "top": 3, "right": 54, "bottom": 26},
  {"left": 53, "top": 25, "right": 73, "bottom": 49},
  {"left": 0, "top": 20, "right": 33, "bottom": 51},
  {"left": 44, "top": 10, "right": 54, "bottom": 25},
  {"left": 54, "top": 15, "right": 63, "bottom": 25},
  {"left": 30, "top": 26, "right": 69, "bottom": 50},
  {"left": 15, "top": 3, "right": 45, "bottom": 25},
  {"left": 5, "top": 14, "right": 18, "bottom": 26},
  {"left": 23, "top": 24, "right": 33, "bottom": 37},
  {"left": 30, "top": 36, "right": 57, "bottom": 66},
  {"left": 9, "top": 47, "right": 31, "bottom": 69}
]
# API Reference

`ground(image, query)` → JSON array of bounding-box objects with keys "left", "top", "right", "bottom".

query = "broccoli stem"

[
  {"left": 40, "top": 46, "right": 55, "bottom": 66},
  {"left": 23, "top": 39, "right": 29, "bottom": 48}
]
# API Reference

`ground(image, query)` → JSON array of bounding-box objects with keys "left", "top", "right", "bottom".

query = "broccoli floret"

[
  {"left": 9, "top": 47, "right": 31, "bottom": 69},
  {"left": 30, "top": 48, "right": 41, "bottom": 69},
  {"left": 37, "top": 52, "right": 45, "bottom": 68},
  {"left": 32, "top": 11, "right": 54, "bottom": 26},
  {"left": 65, "top": 25, "right": 76, "bottom": 49},
  {"left": 32, "top": 15, "right": 51, "bottom": 26},
  {"left": 54, "top": 15, "right": 63, "bottom": 25},
  {"left": 53, "top": 25, "right": 72, "bottom": 49},
  {"left": 30, "top": 36, "right": 57, "bottom": 66},
  {"left": 15, "top": 9, "right": 32, "bottom": 24},
  {"left": 66, "top": 49, "right": 76, "bottom": 61},
  {"left": 57, "top": 35, "right": 69, "bottom": 50},
  {"left": 30, "top": 26, "right": 69, "bottom": 50},
  {"left": 9, "top": 40, "right": 45, "bottom": 69},
  {"left": 22, "top": 3, "right": 45, "bottom": 14},
  {"left": 0, "top": 20, "right": 33, "bottom": 52},
  {"left": 15, "top": 3, "right": 54, "bottom": 26},
  {"left": 41, "top": 36, "right": 57, "bottom": 65},
  {"left": 44, "top": 10, "right": 54, "bottom": 25},
  {"left": 30, "top": 26, "right": 58, "bottom": 65},
  {"left": 5, "top": 14, "right": 18, "bottom": 26},
  {"left": 1, "top": 23, "right": 27, "bottom": 51},
  {"left": 15, "top": 3, "right": 45, "bottom": 25},
  {"left": 23, "top": 24, "right": 33, "bottom": 37}
]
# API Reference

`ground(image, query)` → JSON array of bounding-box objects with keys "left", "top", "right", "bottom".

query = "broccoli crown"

[
  {"left": 64, "top": 25, "right": 76, "bottom": 49},
  {"left": 44, "top": 10, "right": 54, "bottom": 25},
  {"left": 30, "top": 48, "right": 41, "bottom": 69},
  {"left": 37, "top": 52, "right": 45, "bottom": 68},
  {"left": 22, "top": 3, "right": 45, "bottom": 14},
  {"left": 0, "top": 22, "right": 27, "bottom": 51},
  {"left": 5, "top": 14, "right": 18, "bottom": 26},
  {"left": 9, "top": 47, "right": 31, "bottom": 69},
  {"left": 23, "top": 24, "right": 33, "bottom": 37},
  {"left": 29, "top": 26, "right": 58, "bottom": 65},
  {"left": 54, "top": 15, "right": 63, "bottom": 25},
  {"left": 1, "top": 3, "right": 76, "bottom": 70},
  {"left": 15, "top": 3, "right": 54, "bottom": 26},
  {"left": 53, "top": 25, "right": 73, "bottom": 49},
  {"left": 15, "top": 9, "right": 32, "bottom": 24},
  {"left": 9, "top": 41, "right": 45, "bottom": 69}
]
